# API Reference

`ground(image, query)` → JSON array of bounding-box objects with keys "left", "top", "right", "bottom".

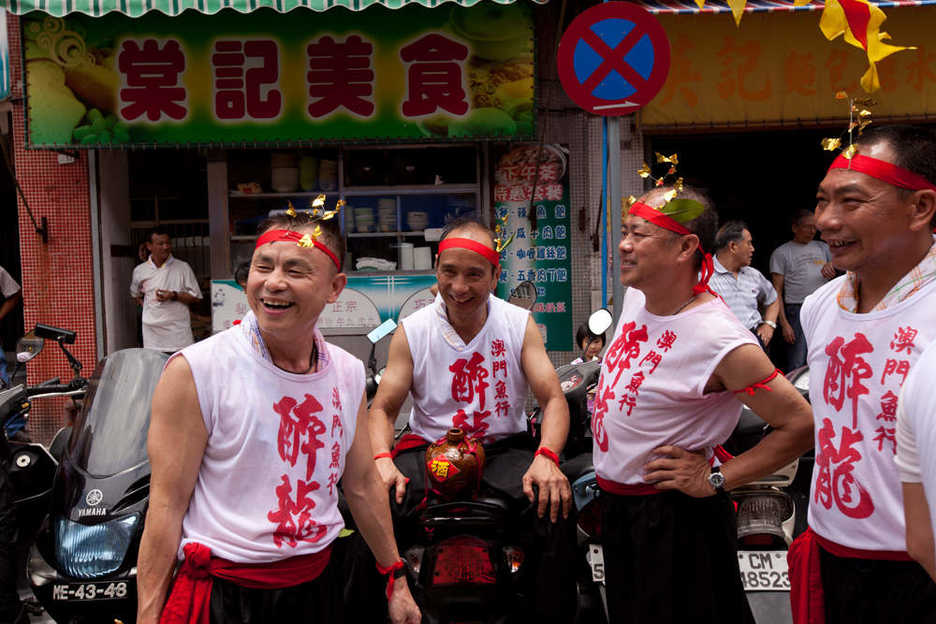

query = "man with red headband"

[
  {"left": 596, "top": 186, "right": 813, "bottom": 623},
  {"left": 137, "top": 213, "right": 419, "bottom": 624},
  {"left": 790, "top": 125, "right": 936, "bottom": 623},
  {"left": 369, "top": 216, "right": 576, "bottom": 622}
]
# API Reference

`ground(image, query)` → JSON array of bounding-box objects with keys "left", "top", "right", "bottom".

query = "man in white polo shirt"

[
  {"left": 130, "top": 230, "right": 202, "bottom": 353},
  {"left": 792, "top": 124, "right": 936, "bottom": 623}
]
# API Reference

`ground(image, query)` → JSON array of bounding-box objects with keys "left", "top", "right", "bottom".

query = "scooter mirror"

[
  {"left": 507, "top": 281, "right": 537, "bottom": 311},
  {"left": 587, "top": 309, "right": 613, "bottom": 337},
  {"left": 15, "top": 335, "right": 43, "bottom": 361},
  {"left": 367, "top": 318, "right": 397, "bottom": 345}
]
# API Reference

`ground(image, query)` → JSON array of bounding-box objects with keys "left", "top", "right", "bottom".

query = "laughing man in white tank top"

[
  {"left": 596, "top": 185, "right": 813, "bottom": 624},
  {"left": 791, "top": 125, "right": 936, "bottom": 623},
  {"left": 369, "top": 217, "right": 577, "bottom": 623},
  {"left": 137, "top": 213, "right": 419, "bottom": 624}
]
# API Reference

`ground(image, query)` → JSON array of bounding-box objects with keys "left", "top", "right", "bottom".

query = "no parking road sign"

[{"left": 557, "top": 2, "right": 671, "bottom": 116}]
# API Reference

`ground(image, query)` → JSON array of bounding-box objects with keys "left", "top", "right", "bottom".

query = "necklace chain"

[{"left": 671, "top": 294, "right": 697, "bottom": 316}]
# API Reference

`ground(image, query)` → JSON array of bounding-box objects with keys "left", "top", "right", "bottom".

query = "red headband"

[
  {"left": 438, "top": 237, "right": 500, "bottom": 268},
  {"left": 828, "top": 153, "right": 936, "bottom": 193},
  {"left": 255, "top": 229, "right": 341, "bottom": 270},
  {"left": 628, "top": 201, "right": 717, "bottom": 297}
]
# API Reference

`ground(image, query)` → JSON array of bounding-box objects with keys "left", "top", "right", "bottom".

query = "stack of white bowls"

[
  {"left": 406, "top": 211, "right": 428, "bottom": 231},
  {"left": 271, "top": 153, "right": 299, "bottom": 193},
  {"left": 354, "top": 207, "right": 375, "bottom": 232},
  {"left": 378, "top": 199, "right": 396, "bottom": 232}
]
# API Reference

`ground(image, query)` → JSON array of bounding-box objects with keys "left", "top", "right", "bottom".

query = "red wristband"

[
  {"left": 535, "top": 447, "right": 560, "bottom": 466},
  {"left": 373, "top": 452, "right": 393, "bottom": 460},
  {"left": 376, "top": 559, "right": 406, "bottom": 600}
]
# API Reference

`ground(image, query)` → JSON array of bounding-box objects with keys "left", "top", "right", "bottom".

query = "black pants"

[
  {"left": 819, "top": 547, "right": 936, "bottom": 624},
  {"left": 601, "top": 490, "right": 754, "bottom": 624},
  {"left": 209, "top": 559, "right": 342, "bottom": 624},
  {"left": 347, "top": 434, "right": 577, "bottom": 624}
]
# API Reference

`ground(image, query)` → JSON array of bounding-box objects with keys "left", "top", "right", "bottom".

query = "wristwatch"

[
  {"left": 762, "top": 320, "right": 777, "bottom": 329},
  {"left": 708, "top": 466, "right": 727, "bottom": 493}
]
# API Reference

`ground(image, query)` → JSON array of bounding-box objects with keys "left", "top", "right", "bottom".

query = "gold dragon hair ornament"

[
  {"left": 625, "top": 152, "right": 705, "bottom": 224},
  {"left": 821, "top": 91, "right": 875, "bottom": 159},
  {"left": 493, "top": 210, "right": 515, "bottom": 254}
]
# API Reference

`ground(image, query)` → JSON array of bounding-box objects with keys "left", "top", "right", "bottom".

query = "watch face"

[{"left": 710, "top": 472, "right": 726, "bottom": 488}]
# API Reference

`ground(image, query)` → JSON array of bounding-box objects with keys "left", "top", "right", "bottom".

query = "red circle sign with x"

[{"left": 557, "top": 2, "right": 671, "bottom": 116}]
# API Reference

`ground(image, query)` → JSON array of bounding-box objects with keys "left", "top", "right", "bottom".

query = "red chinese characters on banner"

[
  {"left": 400, "top": 34, "right": 469, "bottom": 117},
  {"left": 450, "top": 352, "right": 490, "bottom": 410},
  {"left": 814, "top": 418, "right": 874, "bottom": 519},
  {"left": 822, "top": 333, "right": 874, "bottom": 429},
  {"left": 274, "top": 394, "right": 326, "bottom": 480},
  {"left": 118, "top": 39, "right": 187, "bottom": 122},
  {"left": 212, "top": 40, "right": 281, "bottom": 121},
  {"left": 267, "top": 475, "right": 327, "bottom": 548},
  {"left": 307, "top": 35, "right": 375, "bottom": 118}
]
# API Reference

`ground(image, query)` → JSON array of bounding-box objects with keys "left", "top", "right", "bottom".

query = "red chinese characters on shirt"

[
  {"left": 118, "top": 39, "right": 187, "bottom": 122},
  {"left": 814, "top": 418, "right": 875, "bottom": 519},
  {"left": 453, "top": 408, "right": 491, "bottom": 438},
  {"left": 618, "top": 371, "right": 645, "bottom": 417},
  {"left": 822, "top": 333, "right": 874, "bottom": 429},
  {"left": 591, "top": 385, "right": 614, "bottom": 452},
  {"left": 451, "top": 352, "right": 490, "bottom": 409},
  {"left": 890, "top": 326, "right": 918, "bottom": 354},
  {"left": 400, "top": 34, "right": 469, "bottom": 117},
  {"left": 267, "top": 475, "right": 327, "bottom": 548},
  {"left": 274, "top": 394, "right": 326, "bottom": 480},
  {"left": 603, "top": 322, "right": 649, "bottom": 387},
  {"left": 307, "top": 35, "right": 375, "bottom": 118},
  {"left": 212, "top": 40, "right": 281, "bottom": 121}
]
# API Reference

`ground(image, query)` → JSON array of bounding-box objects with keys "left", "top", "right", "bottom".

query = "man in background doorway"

[
  {"left": 709, "top": 221, "right": 780, "bottom": 349},
  {"left": 769, "top": 210, "right": 835, "bottom": 372},
  {"left": 130, "top": 230, "right": 202, "bottom": 354},
  {"left": 0, "top": 265, "right": 21, "bottom": 386}
]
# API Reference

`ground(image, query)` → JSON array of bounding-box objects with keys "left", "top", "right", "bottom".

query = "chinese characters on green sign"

[
  {"left": 23, "top": 4, "right": 534, "bottom": 146},
  {"left": 495, "top": 145, "right": 573, "bottom": 352}
]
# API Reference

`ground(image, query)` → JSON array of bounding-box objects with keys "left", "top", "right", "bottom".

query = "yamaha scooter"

[{"left": 27, "top": 347, "right": 167, "bottom": 624}]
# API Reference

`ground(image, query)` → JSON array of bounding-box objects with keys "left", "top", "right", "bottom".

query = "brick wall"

[{"left": 9, "top": 16, "right": 97, "bottom": 444}]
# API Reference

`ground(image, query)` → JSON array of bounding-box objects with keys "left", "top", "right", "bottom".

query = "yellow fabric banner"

[{"left": 642, "top": 6, "right": 935, "bottom": 127}]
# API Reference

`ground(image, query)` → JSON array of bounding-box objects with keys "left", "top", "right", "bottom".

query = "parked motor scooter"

[
  {"left": 27, "top": 347, "right": 168, "bottom": 624},
  {"left": 1, "top": 324, "right": 89, "bottom": 622},
  {"left": 722, "top": 365, "right": 812, "bottom": 624}
]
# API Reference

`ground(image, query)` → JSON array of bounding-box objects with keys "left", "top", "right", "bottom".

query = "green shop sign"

[
  {"left": 494, "top": 144, "right": 572, "bottom": 352},
  {"left": 22, "top": 4, "right": 534, "bottom": 147}
]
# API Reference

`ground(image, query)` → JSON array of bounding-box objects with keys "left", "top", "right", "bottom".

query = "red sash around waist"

[
  {"left": 159, "top": 542, "right": 332, "bottom": 624},
  {"left": 787, "top": 528, "right": 913, "bottom": 624},
  {"left": 597, "top": 476, "right": 660, "bottom": 496}
]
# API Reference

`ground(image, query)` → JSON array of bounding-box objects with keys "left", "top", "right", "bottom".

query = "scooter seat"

[{"left": 561, "top": 453, "right": 594, "bottom": 482}]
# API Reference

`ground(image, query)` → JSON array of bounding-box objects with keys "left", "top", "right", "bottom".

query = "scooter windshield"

[{"left": 68, "top": 348, "right": 169, "bottom": 477}]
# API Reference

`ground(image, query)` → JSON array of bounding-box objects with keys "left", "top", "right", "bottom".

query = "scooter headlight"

[{"left": 55, "top": 514, "right": 139, "bottom": 579}]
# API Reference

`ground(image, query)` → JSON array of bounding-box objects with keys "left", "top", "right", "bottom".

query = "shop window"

[{"left": 226, "top": 146, "right": 481, "bottom": 274}]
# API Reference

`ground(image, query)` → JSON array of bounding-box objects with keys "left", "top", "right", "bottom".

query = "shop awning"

[
  {"left": 1, "top": 0, "right": 543, "bottom": 18},
  {"left": 634, "top": 0, "right": 935, "bottom": 14}
]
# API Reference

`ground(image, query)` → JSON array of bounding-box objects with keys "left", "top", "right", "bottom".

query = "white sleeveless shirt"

[
  {"left": 593, "top": 289, "right": 757, "bottom": 485},
  {"left": 802, "top": 275, "right": 936, "bottom": 553},
  {"left": 403, "top": 294, "right": 530, "bottom": 443},
  {"left": 174, "top": 312, "right": 364, "bottom": 563}
]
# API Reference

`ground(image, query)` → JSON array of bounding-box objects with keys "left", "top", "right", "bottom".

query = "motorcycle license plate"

[
  {"left": 586, "top": 544, "right": 605, "bottom": 584},
  {"left": 51, "top": 581, "right": 129, "bottom": 601},
  {"left": 737, "top": 551, "right": 790, "bottom": 592}
]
